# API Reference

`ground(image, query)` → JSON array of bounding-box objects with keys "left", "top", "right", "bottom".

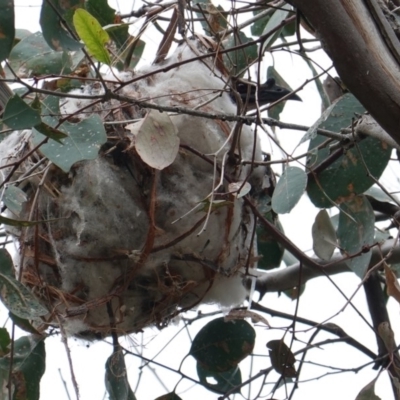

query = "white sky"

[{"left": 6, "top": 1, "right": 400, "bottom": 400}]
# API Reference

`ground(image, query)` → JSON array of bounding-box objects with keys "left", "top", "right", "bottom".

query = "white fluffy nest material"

[{"left": 0, "top": 42, "right": 264, "bottom": 338}]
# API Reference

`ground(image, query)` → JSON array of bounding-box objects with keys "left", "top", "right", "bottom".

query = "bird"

[{"left": 232, "top": 78, "right": 301, "bottom": 109}]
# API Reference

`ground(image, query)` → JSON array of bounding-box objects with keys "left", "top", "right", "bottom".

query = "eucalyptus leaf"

[
  {"left": 32, "top": 95, "right": 106, "bottom": 172},
  {"left": 154, "top": 393, "right": 183, "bottom": 400},
  {"left": 9, "top": 312, "right": 41, "bottom": 335},
  {"left": 223, "top": 32, "right": 258, "bottom": 76},
  {"left": 0, "top": 215, "right": 45, "bottom": 227},
  {"left": 355, "top": 377, "right": 381, "bottom": 400},
  {"left": 272, "top": 166, "right": 307, "bottom": 214},
  {"left": 73, "top": 8, "right": 111, "bottom": 65},
  {"left": 190, "top": 317, "right": 255, "bottom": 372},
  {"left": 2, "top": 94, "right": 41, "bottom": 130},
  {"left": 3, "top": 185, "right": 27, "bottom": 216},
  {"left": 105, "top": 349, "right": 136, "bottom": 400},
  {"left": 267, "top": 339, "right": 297, "bottom": 377},
  {"left": 312, "top": 209, "right": 337, "bottom": 261},
  {"left": 0, "top": 248, "right": 14, "bottom": 277},
  {"left": 0, "top": 335, "right": 46, "bottom": 400},
  {"left": 337, "top": 195, "right": 375, "bottom": 278},
  {"left": 267, "top": 66, "right": 295, "bottom": 122},
  {"left": 261, "top": 4, "right": 291, "bottom": 53},
  {"left": 0, "top": 328, "right": 10, "bottom": 356},
  {"left": 306, "top": 94, "right": 392, "bottom": 208},
  {"left": 0, "top": 0, "right": 15, "bottom": 63},
  {"left": 7, "top": 32, "right": 72, "bottom": 78},
  {"left": 127, "top": 110, "right": 179, "bottom": 170},
  {"left": 34, "top": 121, "right": 68, "bottom": 143},
  {"left": 40, "top": 0, "right": 82, "bottom": 51},
  {"left": 257, "top": 211, "right": 284, "bottom": 270},
  {"left": 0, "top": 273, "right": 48, "bottom": 319},
  {"left": 197, "top": 363, "right": 241, "bottom": 394}
]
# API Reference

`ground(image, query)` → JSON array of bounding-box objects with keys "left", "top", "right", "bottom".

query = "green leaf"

[
  {"left": 34, "top": 121, "right": 68, "bottom": 143},
  {"left": 9, "top": 312, "right": 41, "bottom": 335},
  {"left": 251, "top": 7, "right": 294, "bottom": 38},
  {"left": 251, "top": 9, "right": 272, "bottom": 37},
  {"left": 312, "top": 209, "right": 337, "bottom": 261},
  {"left": 355, "top": 377, "right": 381, "bottom": 400},
  {"left": 0, "top": 272, "right": 48, "bottom": 319},
  {"left": 86, "top": 0, "right": 116, "bottom": 26},
  {"left": 73, "top": 8, "right": 111, "bottom": 65},
  {"left": 40, "top": 0, "right": 82, "bottom": 51},
  {"left": 267, "top": 339, "right": 297, "bottom": 377},
  {"left": 2, "top": 94, "right": 41, "bottom": 130},
  {"left": 6, "top": 31, "right": 72, "bottom": 78},
  {"left": 0, "top": 248, "right": 14, "bottom": 277},
  {"left": 0, "top": 335, "right": 46, "bottom": 400},
  {"left": 32, "top": 95, "right": 107, "bottom": 172},
  {"left": 257, "top": 211, "right": 284, "bottom": 270},
  {"left": 272, "top": 166, "right": 307, "bottom": 214},
  {"left": 86, "top": 0, "right": 130, "bottom": 51},
  {"left": 190, "top": 317, "right": 255, "bottom": 372},
  {"left": 223, "top": 32, "right": 258, "bottom": 76},
  {"left": 306, "top": 94, "right": 392, "bottom": 208},
  {"left": 267, "top": 66, "right": 295, "bottom": 121},
  {"left": 365, "top": 185, "right": 399, "bottom": 204},
  {"left": 337, "top": 195, "right": 375, "bottom": 278},
  {"left": 197, "top": 363, "right": 241, "bottom": 394},
  {"left": 3, "top": 185, "right": 27, "bottom": 216},
  {"left": 154, "top": 393, "right": 183, "bottom": 400},
  {"left": 128, "top": 110, "right": 179, "bottom": 170},
  {"left": 126, "top": 38, "right": 145, "bottom": 69},
  {"left": 261, "top": 4, "right": 291, "bottom": 53},
  {"left": 0, "top": 328, "right": 10, "bottom": 356},
  {"left": 0, "top": 0, "right": 15, "bottom": 62},
  {"left": 105, "top": 349, "right": 136, "bottom": 400},
  {"left": 0, "top": 215, "right": 44, "bottom": 227}
]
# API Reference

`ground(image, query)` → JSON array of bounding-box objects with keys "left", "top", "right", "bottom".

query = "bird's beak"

[
  {"left": 234, "top": 78, "right": 302, "bottom": 107},
  {"left": 259, "top": 78, "right": 302, "bottom": 104}
]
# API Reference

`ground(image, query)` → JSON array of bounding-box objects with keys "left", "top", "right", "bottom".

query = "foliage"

[{"left": 0, "top": 0, "right": 399, "bottom": 399}]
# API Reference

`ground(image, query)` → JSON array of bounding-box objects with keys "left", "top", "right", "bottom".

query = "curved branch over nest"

[{"left": 288, "top": 0, "right": 400, "bottom": 146}]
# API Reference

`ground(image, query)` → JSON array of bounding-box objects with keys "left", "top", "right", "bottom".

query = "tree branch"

[
  {"left": 288, "top": 0, "right": 400, "bottom": 146},
  {"left": 253, "top": 238, "right": 400, "bottom": 295}
]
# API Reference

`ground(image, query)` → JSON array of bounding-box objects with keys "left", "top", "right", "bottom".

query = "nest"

[{"left": 0, "top": 42, "right": 263, "bottom": 338}]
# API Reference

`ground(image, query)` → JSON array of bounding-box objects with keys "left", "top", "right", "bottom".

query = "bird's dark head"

[{"left": 233, "top": 78, "right": 301, "bottom": 108}]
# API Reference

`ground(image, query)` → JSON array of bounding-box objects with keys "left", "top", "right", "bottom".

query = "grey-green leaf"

[
  {"left": 0, "top": 335, "right": 46, "bottom": 400},
  {"left": 2, "top": 94, "right": 41, "bottom": 130},
  {"left": 105, "top": 349, "right": 136, "bottom": 400},
  {"left": 0, "top": 273, "right": 48, "bottom": 319},
  {"left": 0, "top": 248, "right": 14, "bottom": 277},
  {"left": 3, "top": 186, "right": 27, "bottom": 216},
  {"left": 312, "top": 209, "right": 337, "bottom": 261},
  {"left": 6, "top": 31, "right": 72, "bottom": 78},
  {"left": 223, "top": 31, "right": 258, "bottom": 76},
  {"left": 272, "top": 166, "right": 307, "bottom": 214},
  {"left": 337, "top": 195, "right": 375, "bottom": 278},
  {"left": 355, "top": 377, "right": 381, "bottom": 400},
  {"left": 261, "top": 4, "right": 291, "bottom": 53},
  {"left": 0, "top": 0, "right": 15, "bottom": 63},
  {"left": 128, "top": 110, "right": 179, "bottom": 170},
  {"left": 32, "top": 95, "right": 106, "bottom": 172},
  {"left": 306, "top": 94, "right": 392, "bottom": 208},
  {"left": 40, "top": 0, "right": 82, "bottom": 51},
  {"left": 197, "top": 363, "right": 242, "bottom": 394}
]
